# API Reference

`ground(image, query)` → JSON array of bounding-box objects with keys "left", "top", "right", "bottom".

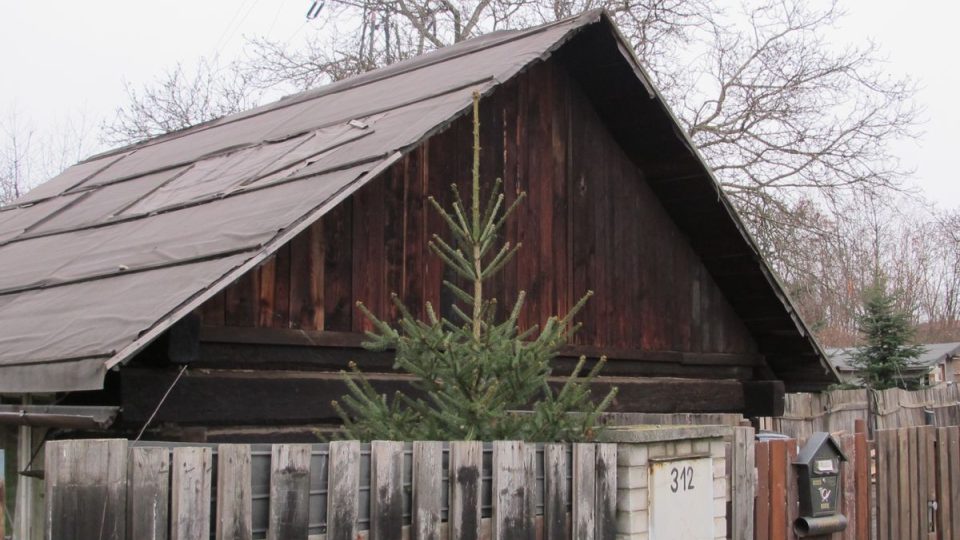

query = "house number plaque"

[{"left": 649, "top": 456, "right": 714, "bottom": 539}]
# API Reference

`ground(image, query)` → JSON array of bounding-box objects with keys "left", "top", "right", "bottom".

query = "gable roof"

[{"left": 0, "top": 10, "right": 836, "bottom": 393}]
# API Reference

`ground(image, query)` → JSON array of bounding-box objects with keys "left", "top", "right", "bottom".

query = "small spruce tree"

[
  {"left": 850, "top": 279, "right": 926, "bottom": 390},
  {"left": 332, "top": 93, "right": 617, "bottom": 442}
]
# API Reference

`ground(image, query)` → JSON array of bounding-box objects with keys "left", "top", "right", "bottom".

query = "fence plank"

[
  {"left": 170, "top": 446, "right": 212, "bottom": 540},
  {"left": 524, "top": 444, "right": 537, "bottom": 540},
  {"left": 756, "top": 442, "right": 771, "bottom": 540},
  {"left": 216, "top": 444, "right": 252, "bottom": 540},
  {"left": 854, "top": 432, "right": 869, "bottom": 540},
  {"left": 923, "top": 426, "right": 936, "bottom": 540},
  {"left": 595, "top": 444, "right": 617, "bottom": 540},
  {"left": 268, "top": 444, "right": 311, "bottom": 540},
  {"left": 544, "top": 444, "right": 569, "bottom": 540},
  {"left": 412, "top": 441, "right": 443, "bottom": 540},
  {"left": 128, "top": 446, "right": 170, "bottom": 540},
  {"left": 731, "top": 427, "right": 755, "bottom": 540},
  {"left": 46, "top": 439, "right": 128, "bottom": 540},
  {"left": 898, "top": 428, "right": 910, "bottom": 540},
  {"left": 768, "top": 439, "right": 788, "bottom": 540},
  {"left": 949, "top": 427, "right": 960, "bottom": 540},
  {"left": 327, "top": 441, "right": 359, "bottom": 540},
  {"left": 370, "top": 441, "right": 405, "bottom": 540},
  {"left": 785, "top": 439, "right": 798, "bottom": 540},
  {"left": 449, "top": 441, "right": 483, "bottom": 540},
  {"left": 936, "top": 428, "right": 952, "bottom": 540},
  {"left": 493, "top": 441, "right": 531, "bottom": 540},
  {"left": 840, "top": 435, "right": 855, "bottom": 540},
  {"left": 572, "top": 443, "right": 596, "bottom": 540},
  {"left": 876, "top": 430, "right": 889, "bottom": 540}
]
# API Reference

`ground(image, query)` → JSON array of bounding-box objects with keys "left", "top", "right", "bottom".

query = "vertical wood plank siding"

[{"left": 201, "top": 61, "right": 757, "bottom": 360}]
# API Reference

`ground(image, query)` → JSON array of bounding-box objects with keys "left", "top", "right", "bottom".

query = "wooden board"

[
  {"left": 327, "top": 440, "right": 360, "bottom": 540},
  {"left": 449, "top": 441, "right": 483, "bottom": 540},
  {"left": 755, "top": 441, "right": 771, "bottom": 540},
  {"left": 216, "top": 444, "right": 253, "bottom": 540},
  {"left": 412, "top": 441, "right": 443, "bottom": 540},
  {"left": 267, "top": 444, "right": 311, "bottom": 540},
  {"left": 572, "top": 443, "right": 596, "bottom": 540},
  {"left": 370, "top": 441, "right": 404, "bottom": 540},
  {"left": 730, "top": 427, "right": 755, "bottom": 540},
  {"left": 45, "top": 439, "right": 128, "bottom": 540},
  {"left": 492, "top": 441, "right": 532, "bottom": 540},
  {"left": 543, "top": 444, "right": 569, "bottom": 540},
  {"left": 128, "top": 446, "right": 170, "bottom": 540},
  {"left": 170, "top": 446, "right": 212, "bottom": 540},
  {"left": 595, "top": 444, "right": 617, "bottom": 540}
]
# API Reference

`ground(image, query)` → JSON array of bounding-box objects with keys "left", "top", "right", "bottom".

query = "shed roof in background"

[
  {"left": 0, "top": 10, "right": 835, "bottom": 393},
  {"left": 828, "top": 342, "right": 960, "bottom": 373}
]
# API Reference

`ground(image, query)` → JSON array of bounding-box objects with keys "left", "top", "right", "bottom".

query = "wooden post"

[
  {"left": 756, "top": 441, "right": 771, "bottom": 540},
  {"left": 572, "top": 443, "right": 596, "bottom": 540},
  {"left": 768, "top": 439, "right": 788, "bottom": 540},
  {"left": 595, "top": 444, "right": 617, "bottom": 539}
]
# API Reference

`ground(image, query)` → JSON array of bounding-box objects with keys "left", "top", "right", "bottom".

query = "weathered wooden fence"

[
  {"left": 874, "top": 426, "right": 960, "bottom": 540},
  {"left": 44, "top": 439, "right": 617, "bottom": 540},
  {"left": 748, "top": 429, "right": 870, "bottom": 540},
  {"left": 760, "top": 386, "right": 960, "bottom": 439}
]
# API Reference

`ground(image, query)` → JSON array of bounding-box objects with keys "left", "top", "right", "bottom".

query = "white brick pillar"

[{"left": 604, "top": 425, "right": 732, "bottom": 540}]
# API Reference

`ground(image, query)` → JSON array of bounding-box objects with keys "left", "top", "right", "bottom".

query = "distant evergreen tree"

[
  {"left": 332, "top": 93, "right": 617, "bottom": 442},
  {"left": 850, "top": 279, "right": 926, "bottom": 390}
]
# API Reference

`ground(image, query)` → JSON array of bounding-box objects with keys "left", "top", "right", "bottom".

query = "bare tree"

[
  {"left": 0, "top": 107, "right": 97, "bottom": 205},
  {"left": 101, "top": 57, "right": 263, "bottom": 145}
]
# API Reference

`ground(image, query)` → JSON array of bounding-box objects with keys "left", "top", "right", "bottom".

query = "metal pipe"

[{"left": 794, "top": 514, "right": 848, "bottom": 537}]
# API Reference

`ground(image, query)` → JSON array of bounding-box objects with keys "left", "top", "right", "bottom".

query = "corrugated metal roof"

[{"left": 0, "top": 11, "right": 604, "bottom": 392}]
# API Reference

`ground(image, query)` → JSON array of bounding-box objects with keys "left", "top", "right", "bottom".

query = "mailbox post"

[{"left": 792, "top": 432, "right": 848, "bottom": 537}]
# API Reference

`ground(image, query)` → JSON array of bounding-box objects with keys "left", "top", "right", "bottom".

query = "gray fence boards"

[
  {"left": 217, "top": 444, "right": 252, "bottom": 540},
  {"left": 127, "top": 446, "right": 170, "bottom": 540},
  {"left": 267, "top": 444, "right": 311, "bottom": 540},
  {"left": 412, "top": 441, "right": 443, "bottom": 540},
  {"left": 44, "top": 438, "right": 618, "bottom": 540},
  {"left": 761, "top": 386, "right": 960, "bottom": 438},
  {"left": 170, "top": 447, "right": 212, "bottom": 540},
  {"left": 448, "top": 441, "right": 483, "bottom": 540},
  {"left": 45, "top": 438, "right": 127, "bottom": 540}
]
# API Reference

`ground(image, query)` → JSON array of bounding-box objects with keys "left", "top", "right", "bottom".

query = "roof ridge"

[{"left": 86, "top": 10, "right": 604, "bottom": 163}]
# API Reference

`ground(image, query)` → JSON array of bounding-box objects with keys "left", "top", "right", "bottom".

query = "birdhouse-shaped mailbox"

[{"left": 792, "top": 432, "right": 849, "bottom": 537}]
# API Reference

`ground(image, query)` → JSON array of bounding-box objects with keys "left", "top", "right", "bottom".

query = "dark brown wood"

[
  {"left": 201, "top": 59, "right": 774, "bottom": 383},
  {"left": 756, "top": 441, "right": 771, "bottom": 540},
  {"left": 120, "top": 368, "right": 774, "bottom": 425}
]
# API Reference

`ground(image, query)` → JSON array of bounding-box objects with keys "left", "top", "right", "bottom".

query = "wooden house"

[{"left": 0, "top": 10, "right": 837, "bottom": 442}]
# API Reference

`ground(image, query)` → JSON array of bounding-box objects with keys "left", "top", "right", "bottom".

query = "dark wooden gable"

[{"left": 197, "top": 58, "right": 759, "bottom": 369}]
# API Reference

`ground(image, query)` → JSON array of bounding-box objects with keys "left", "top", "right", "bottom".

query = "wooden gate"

[
  {"left": 874, "top": 426, "right": 960, "bottom": 540},
  {"left": 750, "top": 429, "right": 870, "bottom": 540}
]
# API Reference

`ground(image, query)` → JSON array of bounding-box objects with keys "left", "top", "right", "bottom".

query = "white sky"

[{"left": 1, "top": 0, "right": 957, "bottom": 209}]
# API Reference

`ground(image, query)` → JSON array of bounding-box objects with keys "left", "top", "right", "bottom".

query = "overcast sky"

[{"left": 1, "top": 0, "right": 957, "bottom": 209}]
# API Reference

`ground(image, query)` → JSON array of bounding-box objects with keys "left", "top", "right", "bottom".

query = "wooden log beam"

[
  {"left": 197, "top": 326, "right": 764, "bottom": 379},
  {"left": 119, "top": 368, "right": 785, "bottom": 427}
]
